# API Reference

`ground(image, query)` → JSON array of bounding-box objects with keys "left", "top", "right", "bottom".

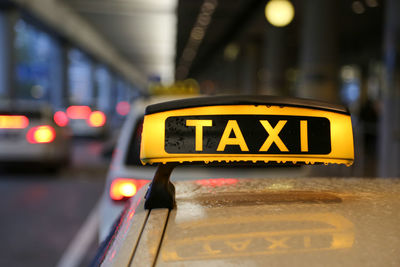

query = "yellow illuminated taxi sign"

[{"left": 140, "top": 96, "right": 354, "bottom": 166}]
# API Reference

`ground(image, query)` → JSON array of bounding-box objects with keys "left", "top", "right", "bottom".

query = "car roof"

[{"left": 102, "top": 177, "right": 400, "bottom": 266}]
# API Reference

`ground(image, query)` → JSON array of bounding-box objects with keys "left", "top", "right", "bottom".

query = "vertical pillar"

[
  {"left": 259, "top": 26, "right": 289, "bottom": 96},
  {"left": 297, "top": 0, "right": 339, "bottom": 102},
  {"left": 129, "top": 83, "right": 140, "bottom": 101},
  {"left": 92, "top": 64, "right": 99, "bottom": 107},
  {"left": 239, "top": 42, "right": 258, "bottom": 94},
  {"left": 85, "top": 58, "right": 95, "bottom": 106},
  {"left": 0, "top": 9, "right": 18, "bottom": 103},
  {"left": 97, "top": 67, "right": 112, "bottom": 113},
  {"left": 125, "top": 82, "right": 132, "bottom": 102},
  {"left": 379, "top": 0, "right": 400, "bottom": 177},
  {"left": 225, "top": 60, "right": 237, "bottom": 93},
  {"left": 109, "top": 73, "right": 117, "bottom": 115},
  {"left": 118, "top": 79, "right": 128, "bottom": 102},
  {"left": 49, "top": 39, "right": 68, "bottom": 108}
]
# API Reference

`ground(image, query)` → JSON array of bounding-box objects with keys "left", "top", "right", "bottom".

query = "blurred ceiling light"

[
  {"left": 176, "top": 0, "right": 218, "bottom": 80},
  {"left": 265, "top": 0, "right": 295, "bottom": 27},
  {"left": 224, "top": 43, "right": 240, "bottom": 61},
  {"left": 341, "top": 65, "right": 356, "bottom": 82},
  {"left": 365, "top": 0, "right": 378, "bottom": 8},
  {"left": 202, "top": 1, "right": 216, "bottom": 12},
  {"left": 31, "top": 85, "right": 44, "bottom": 99},
  {"left": 198, "top": 15, "right": 211, "bottom": 26},
  {"left": 352, "top": 1, "right": 365, "bottom": 14},
  {"left": 191, "top": 27, "right": 205, "bottom": 40}
]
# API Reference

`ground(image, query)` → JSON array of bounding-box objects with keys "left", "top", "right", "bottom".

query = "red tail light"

[
  {"left": 110, "top": 178, "right": 149, "bottom": 201},
  {"left": 0, "top": 115, "right": 29, "bottom": 129},
  {"left": 26, "top": 125, "right": 56, "bottom": 144},
  {"left": 87, "top": 111, "right": 106, "bottom": 127},
  {"left": 66, "top": 106, "right": 91, "bottom": 119},
  {"left": 54, "top": 111, "right": 69, "bottom": 127},
  {"left": 195, "top": 178, "right": 238, "bottom": 187},
  {"left": 116, "top": 101, "right": 130, "bottom": 116}
]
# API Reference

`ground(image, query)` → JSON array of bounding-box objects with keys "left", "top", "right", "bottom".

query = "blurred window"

[
  {"left": 68, "top": 49, "right": 92, "bottom": 105},
  {"left": 116, "top": 79, "right": 128, "bottom": 104},
  {"left": 127, "top": 84, "right": 141, "bottom": 101},
  {"left": 95, "top": 66, "right": 112, "bottom": 112},
  {"left": 14, "top": 19, "right": 53, "bottom": 102}
]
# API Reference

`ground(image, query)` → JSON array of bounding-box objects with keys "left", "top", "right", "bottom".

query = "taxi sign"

[{"left": 140, "top": 96, "right": 354, "bottom": 166}]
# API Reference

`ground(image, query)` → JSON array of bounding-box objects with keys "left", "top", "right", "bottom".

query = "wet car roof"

[
  {"left": 103, "top": 177, "right": 400, "bottom": 266},
  {"left": 161, "top": 177, "right": 400, "bottom": 266}
]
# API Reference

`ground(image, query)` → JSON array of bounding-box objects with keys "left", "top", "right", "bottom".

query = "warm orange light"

[
  {"left": 116, "top": 101, "right": 130, "bottom": 116},
  {"left": 88, "top": 111, "right": 106, "bottom": 127},
  {"left": 0, "top": 115, "right": 29, "bottom": 129},
  {"left": 110, "top": 178, "right": 149, "bottom": 201},
  {"left": 54, "top": 111, "right": 69, "bottom": 127},
  {"left": 26, "top": 125, "right": 56, "bottom": 144},
  {"left": 66, "top": 106, "right": 91, "bottom": 119}
]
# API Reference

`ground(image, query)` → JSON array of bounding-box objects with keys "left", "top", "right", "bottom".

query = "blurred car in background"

[
  {"left": 54, "top": 105, "right": 108, "bottom": 138},
  {"left": 0, "top": 103, "right": 71, "bottom": 171},
  {"left": 98, "top": 94, "right": 309, "bottom": 241}
]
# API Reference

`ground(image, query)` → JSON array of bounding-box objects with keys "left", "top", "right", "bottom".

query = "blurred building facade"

[{"left": 177, "top": 0, "right": 398, "bottom": 177}]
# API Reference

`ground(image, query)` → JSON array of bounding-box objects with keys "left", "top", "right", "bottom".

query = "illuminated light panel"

[
  {"left": 110, "top": 179, "right": 149, "bottom": 201},
  {"left": 140, "top": 105, "right": 354, "bottom": 166},
  {"left": 265, "top": 0, "right": 295, "bottom": 27},
  {"left": 116, "top": 101, "right": 130, "bottom": 116},
  {"left": 66, "top": 106, "right": 91, "bottom": 119},
  {"left": 26, "top": 125, "right": 56, "bottom": 144},
  {"left": 195, "top": 178, "right": 238, "bottom": 187},
  {"left": 88, "top": 111, "right": 106, "bottom": 127},
  {"left": 0, "top": 115, "right": 29, "bottom": 129},
  {"left": 54, "top": 111, "right": 69, "bottom": 127}
]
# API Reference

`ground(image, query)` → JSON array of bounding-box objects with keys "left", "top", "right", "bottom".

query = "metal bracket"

[{"left": 144, "top": 163, "right": 177, "bottom": 209}]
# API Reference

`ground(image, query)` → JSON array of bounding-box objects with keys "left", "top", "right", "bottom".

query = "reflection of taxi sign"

[
  {"left": 162, "top": 212, "right": 354, "bottom": 261},
  {"left": 140, "top": 96, "right": 354, "bottom": 166}
]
